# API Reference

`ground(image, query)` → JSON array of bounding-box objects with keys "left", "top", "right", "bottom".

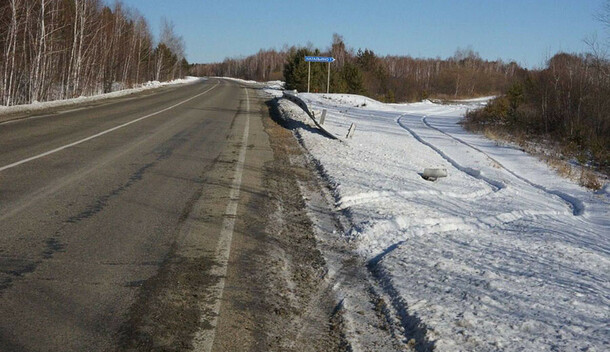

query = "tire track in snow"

[
  {"left": 396, "top": 114, "right": 507, "bottom": 192},
  {"left": 364, "top": 208, "right": 564, "bottom": 270},
  {"left": 421, "top": 116, "right": 584, "bottom": 216},
  {"left": 336, "top": 188, "right": 491, "bottom": 211}
]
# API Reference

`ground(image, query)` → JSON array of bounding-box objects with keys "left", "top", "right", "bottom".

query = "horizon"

[{"left": 118, "top": 0, "right": 608, "bottom": 69}]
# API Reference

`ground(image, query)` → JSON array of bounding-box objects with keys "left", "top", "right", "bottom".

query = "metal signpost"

[{"left": 304, "top": 56, "right": 335, "bottom": 94}]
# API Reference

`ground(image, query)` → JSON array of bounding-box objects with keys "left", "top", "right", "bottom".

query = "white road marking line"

[
  {"left": 0, "top": 81, "right": 220, "bottom": 173},
  {"left": 194, "top": 88, "right": 250, "bottom": 352}
]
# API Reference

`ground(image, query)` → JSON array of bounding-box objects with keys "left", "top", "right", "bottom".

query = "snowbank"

[
  {"left": 0, "top": 76, "right": 204, "bottom": 118},
  {"left": 278, "top": 92, "right": 609, "bottom": 351},
  {"left": 213, "top": 77, "right": 285, "bottom": 97}
]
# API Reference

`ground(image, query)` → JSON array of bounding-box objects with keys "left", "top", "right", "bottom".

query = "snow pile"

[
  {"left": 265, "top": 80, "right": 285, "bottom": 90},
  {"left": 450, "top": 95, "right": 497, "bottom": 106},
  {"left": 0, "top": 76, "right": 204, "bottom": 117},
  {"left": 262, "top": 81, "right": 285, "bottom": 98},
  {"left": 215, "top": 77, "right": 285, "bottom": 97},
  {"left": 280, "top": 92, "right": 609, "bottom": 351}
]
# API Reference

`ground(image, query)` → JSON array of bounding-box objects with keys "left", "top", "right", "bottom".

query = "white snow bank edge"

[{"left": 0, "top": 76, "right": 205, "bottom": 119}]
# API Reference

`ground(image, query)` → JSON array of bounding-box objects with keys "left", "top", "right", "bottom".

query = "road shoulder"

[{"left": 209, "top": 89, "right": 345, "bottom": 351}]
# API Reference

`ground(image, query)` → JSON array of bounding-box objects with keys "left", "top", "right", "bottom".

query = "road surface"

[{"left": 0, "top": 79, "right": 342, "bottom": 351}]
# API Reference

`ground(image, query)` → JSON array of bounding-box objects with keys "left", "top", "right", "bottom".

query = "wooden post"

[
  {"left": 319, "top": 109, "right": 326, "bottom": 125},
  {"left": 307, "top": 61, "right": 311, "bottom": 93},
  {"left": 327, "top": 61, "right": 331, "bottom": 93},
  {"left": 346, "top": 123, "right": 356, "bottom": 138}
]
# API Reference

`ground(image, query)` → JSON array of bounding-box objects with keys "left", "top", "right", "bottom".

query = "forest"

[
  {"left": 0, "top": 0, "right": 188, "bottom": 107},
  {"left": 465, "top": 51, "right": 609, "bottom": 175},
  {"left": 465, "top": 5, "right": 610, "bottom": 175},
  {"left": 190, "top": 34, "right": 525, "bottom": 103}
]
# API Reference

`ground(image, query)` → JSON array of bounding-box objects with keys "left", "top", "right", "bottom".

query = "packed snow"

[
  {"left": 0, "top": 76, "right": 203, "bottom": 118},
  {"left": 276, "top": 91, "right": 609, "bottom": 351}
]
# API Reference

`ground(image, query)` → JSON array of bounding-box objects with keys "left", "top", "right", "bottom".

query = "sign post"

[
  {"left": 304, "top": 56, "right": 335, "bottom": 94},
  {"left": 327, "top": 61, "right": 331, "bottom": 93},
  {"left": 307, "top": 61, "right": 311, "bottom": 93}
]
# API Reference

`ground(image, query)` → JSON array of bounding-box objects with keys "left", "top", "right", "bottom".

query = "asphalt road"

[{"left": 0, "top": 78, "right": 273, "bottom": 351}]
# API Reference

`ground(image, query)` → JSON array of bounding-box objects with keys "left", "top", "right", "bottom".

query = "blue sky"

[{"left": 119, "top": 0, "right": 607, "bottom": 68}]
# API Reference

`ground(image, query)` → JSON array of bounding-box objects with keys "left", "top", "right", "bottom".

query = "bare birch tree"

[{"left": 0, "top": 0, "right": 187, "bottom": 107}]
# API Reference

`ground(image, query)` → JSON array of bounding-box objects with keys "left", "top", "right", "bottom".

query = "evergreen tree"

[
  {"left": 340, "top": 62, "right": 366, "bottom": 94},
  {"left": 283, "top": 48, "right": 310, "bottom": 91},
  {"left": 284, "top": 48, "right": 326, "bottom": 92}
]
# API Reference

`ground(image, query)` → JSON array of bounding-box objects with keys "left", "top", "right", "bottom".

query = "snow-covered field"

[
  {"left": 0, "top": 76, "right": 203, "bottom": 118},
  {"left": 276, "top": 91, "right": 609, "bottom": 351}
]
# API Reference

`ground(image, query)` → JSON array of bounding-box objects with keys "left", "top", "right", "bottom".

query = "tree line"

[
  {"left": 1, "top": 0, "right": 188, "bottom": 107},
  {"left": 465, "top": 3, "right": 610, "bottom": 174},
  {"left": 190, "top": 48, "right": 286, "bottom": 82},
  {"left": 191, "top": 34, "right": 525, "bottom": 103},
  {"left": 465, "top": 52, "right": 610, "bottom": 173}
]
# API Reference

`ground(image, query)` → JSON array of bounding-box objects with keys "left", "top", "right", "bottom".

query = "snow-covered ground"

[
  {"left": 219, "top": 76, "right": 285, "bottom": 91},
  {"left": 277, "top": 92, "right": 609, "bottom": 351},
  {"left": 0, "top": 76, "right": 203, "bottom": 117}
]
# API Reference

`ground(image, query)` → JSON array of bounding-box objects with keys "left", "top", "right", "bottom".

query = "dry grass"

[
  {"left": 580, "top": 168, "right": 603, "bottom": 190},
  {"left": 537, "top": 150, "right": 603, "bottom": 190},
  {"left": 555, "top": 162, "right": 574, "bottom": 179},
  {"left": 544, "top": 155, "right": 573, "bottom": 179},
  {"left": 483, "top": 128, "right": 501, "bottom": 143},
  {"left": 468, "top": 126, "right": 605, "bottom": 191}
]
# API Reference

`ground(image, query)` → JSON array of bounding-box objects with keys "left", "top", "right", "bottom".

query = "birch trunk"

[{"left": 4, "top": 0, "right": 19, "bottom": 106}]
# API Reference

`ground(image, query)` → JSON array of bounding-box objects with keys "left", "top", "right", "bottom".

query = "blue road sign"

[{"left": 305, "top": 56, "right": 335, "bottom": 63}]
